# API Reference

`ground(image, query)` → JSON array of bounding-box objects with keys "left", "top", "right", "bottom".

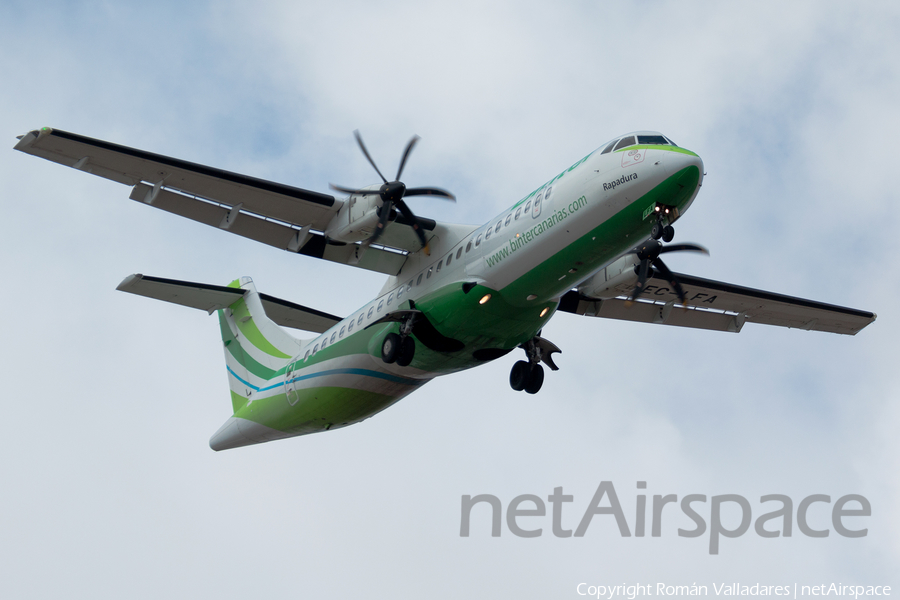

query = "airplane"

[{"left": 14, "top": 127, "right": 876, "bottom": 451}]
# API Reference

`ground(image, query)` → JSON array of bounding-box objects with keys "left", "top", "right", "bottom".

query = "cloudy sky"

[{"left": 2, "top": 1, "right": 898, "bottom": 598}]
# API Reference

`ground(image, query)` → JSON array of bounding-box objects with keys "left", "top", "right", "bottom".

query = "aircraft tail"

[{"left": 216, "top": 277, "right": 300, "bottom": 413}]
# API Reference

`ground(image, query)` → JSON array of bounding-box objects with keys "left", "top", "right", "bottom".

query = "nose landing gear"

[
  {"left": 509, "top": 335, "right": 561, "bottom": 394},
  {"left": 650, "top": 204, "right": 678, "bottom": 242}
]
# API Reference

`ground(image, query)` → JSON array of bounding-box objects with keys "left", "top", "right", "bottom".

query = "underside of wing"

[
  {"left": 559, "top": 271, "right": 876, "bottom": 335},
  {"left": 14, "top": 128, "right": 437, "bottom": 275},
  {"left": 117, "top": 274, "right": 342, "bottom": 334}
]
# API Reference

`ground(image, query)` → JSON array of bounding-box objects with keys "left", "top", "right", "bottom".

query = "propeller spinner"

[{"left": 331, "top": 131, "right": 455, "bottom": 253}]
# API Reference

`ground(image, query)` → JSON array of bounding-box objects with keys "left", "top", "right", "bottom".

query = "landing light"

[
  {"left": 539, "top": 307, "right": 549, "bottom": 318},
  {"left": 479, "top": 294, "right": 491, "bottom": 305}
]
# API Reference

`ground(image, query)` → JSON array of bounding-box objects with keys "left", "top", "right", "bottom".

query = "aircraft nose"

[{"left": 665, "top": 149, "right": 704, "bottom": 187}]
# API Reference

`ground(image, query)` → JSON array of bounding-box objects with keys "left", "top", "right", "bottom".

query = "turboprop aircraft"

[{"left": 14, "top": 128, "right": 876, "bottom": 451}]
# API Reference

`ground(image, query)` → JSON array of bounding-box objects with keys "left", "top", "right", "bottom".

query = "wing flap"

[
  {"left": 128, "top": 183, "right": 407, "bottom": 275},
  {"left": 116, "top": 274, "right": 342, "bottom": 333},
  {"left": 561, "top": 271, "right": 876, "bottom": 335},
  {"left": 559, "top": 294, "right": 744, "bottom": 333}
]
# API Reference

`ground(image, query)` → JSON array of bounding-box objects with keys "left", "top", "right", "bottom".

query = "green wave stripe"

[{"left": 231, "top": 298, "right": 292, "bottom": 359}]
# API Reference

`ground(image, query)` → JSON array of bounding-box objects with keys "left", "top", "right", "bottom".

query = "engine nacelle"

[
  {"left": 324, "top": 192, "right": 383, "bottom": 243},
  {"left": 578, "top": 254, "right": 640, "bottom": 299}
]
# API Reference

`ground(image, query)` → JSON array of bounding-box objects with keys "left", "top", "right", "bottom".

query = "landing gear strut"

[{"left": 381, "top": 314, "right": 417, "bottom": 366}]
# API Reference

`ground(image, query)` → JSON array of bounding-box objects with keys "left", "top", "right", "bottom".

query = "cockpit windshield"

[
  {"left": 637, "top": 135, "right": 669, "bottom": 145},
  {"left": 601, "top": 133, "right": 678, "bottom": 154}
]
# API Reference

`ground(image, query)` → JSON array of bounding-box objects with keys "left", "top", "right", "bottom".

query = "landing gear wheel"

[
  {"left": 651, "top": 222, "right": 663, "bottom": 240},
  {"left": 524, "top": 364, "right": 544, "bottom": 394},
  {"left": 396, "top": 336, "right": 416, "bottom": 367},
  {"left": 381, "top": 333, "right": 401, "bottom": 364},
  {"left": 510, "top": 360, "right": 530, "bottom": 391},
  {"left": 662, "top": 225, "right": 675, "bottom": 243}
]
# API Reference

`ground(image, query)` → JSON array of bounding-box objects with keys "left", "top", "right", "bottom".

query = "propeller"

[
  {"left": 623, "top": 240, "right": 709, "bottom": 307},
  {"left": 330, "top": 130, "right": 455, "bottom": 253}
]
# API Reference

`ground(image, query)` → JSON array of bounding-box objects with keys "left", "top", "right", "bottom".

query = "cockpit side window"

[
  {"left": 637, "top": 135, "right": 669, "bottom": 145},
  {"left": 664, "top": 136, "right": 678, "bottom": 147},
  {"left": 600, "top": 139, "right": 618, "bottom": 155},
  {"left": 613, "top": 136, "right": 636, "bottom": 151}
]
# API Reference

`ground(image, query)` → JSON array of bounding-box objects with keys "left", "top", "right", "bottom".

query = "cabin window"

[
  {"left": 485, "top": 228, "right": 492, "bottom": 241},
  {"left": 613, "top": 136, "right": 636, "bottom": 151},
  {"left": 446, "top": 253, "right": 452, "bottom": 267},
  {"left": 600, "top": 139, "right": 618, "bottom": 154},
  {"left": 398, "top": 286, "right": 404, "bottom": 300},
  {"left": 377, "top": 299, "right": 384, "bottom": 312},
  {"left": 313, "top": 344, "right": 319, "bottom": 353},
  {"left": 545, "top": 186, "right": 552, "bottom": 200},
  {"left": 407, "top": 280, "right": 413, "bottom": 292},
  {"left": 358, "top": 313, "right": 364, "bottom": 325},
  {"left": 456, "top": 247, "right": 463, "bottom": 259},
  {"left": 495, "top": 221, "right": 502, "bottom": 233},
  {"left": 321, "top": 337, "right": 327, "bottom": 349},
  {"left": 466, "top": 241, "right": 472, "bottom": 252},
  {"left": 304, "top": 350, "right": 310, "bottom": 360},
  {"left": 515, "top": 207, "right": 522, "bottom": 220},
  {"left": 387, "top": 292, "right": 393, "bottom": 306},
  {"left": 417, "top": 273, "right": 423, "bottom": 285},
  {"left": 367, "top": 306, "right": 374, "bottom": 318},
  {"left": 475, "top": 233, "right": 482, "bottom": 247},
  {"left": 339, "top": 326, "right": 345, "bottom": 338},
  {"left": 348, "top": 320, "right": 354, "bottom": 332},
  {"left": 426, "top": 266, "right": 433, "bottom": 279},
  {"left": 524, "top": 200, "right": 532, "bottom": 213},
  {"left": 505, "top": 214, "right": 511, "bottom": 226},
  {"left": 330, "top": 332, "right": 336, "bottom": 343},
  {"left": 436, "top": 259, "right": 443, "bottom": 273}
]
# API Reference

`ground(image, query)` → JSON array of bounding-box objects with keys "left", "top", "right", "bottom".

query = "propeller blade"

[
  {"left": 395, "top": 135, "right": 420, "bottom": 182},
  {"left": 394, "top": 199, "right": 429, "bottom": 249},
  {"left": 369, "top": 200, "right": 394, "bottom": 244},
  {"left": 627, "top": 258, "right": 652, "bottom": 304},
  {"left": 405, "top": 187, "right": 457, "bottom": 201},
  {"left": 658, "top": 243, "right": 709, "bottom": 255},
  {"left": 651, "top": 257, "right": 688, "bottom": 305},
  {"left": 353, "top": 130, "right": 388, "bottom": 184},
  {"left": 329, "top": 183, "right": 381, "bottom": 196}
]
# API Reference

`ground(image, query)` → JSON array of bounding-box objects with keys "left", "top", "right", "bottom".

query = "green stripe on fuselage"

[
  {"left": 615, "top": 144, "right": 699, "bottom": 157},
  {"left": 235, "top": 387, "right": 408, "bottom": 434}
]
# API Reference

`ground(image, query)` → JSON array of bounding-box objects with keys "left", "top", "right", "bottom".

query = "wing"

[
  {"left": 558, "top": 271, "right": 875, "bottom": 335},
  {"left": 116, "top": 274, "right": 342, "bottom": 334},
  {"left": 14, "top": 128, "right": 419, "bottom": 275}
]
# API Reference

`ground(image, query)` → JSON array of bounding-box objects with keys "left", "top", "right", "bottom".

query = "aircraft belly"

[{"left": 229, "top": 352, "right": 430, "bottom": 442}]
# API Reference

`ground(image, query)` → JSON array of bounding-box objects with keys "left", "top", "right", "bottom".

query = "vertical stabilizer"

[{"left": 218, "top": 277, "right": 301, "bottom": 414}]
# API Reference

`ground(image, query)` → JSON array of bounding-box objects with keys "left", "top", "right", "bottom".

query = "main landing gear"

[
  {"left": 381, "top": 313, "right": 417, "bottom": 367},
  {"left": 509, "top": 335, "right": 561, "bottom": 395}
]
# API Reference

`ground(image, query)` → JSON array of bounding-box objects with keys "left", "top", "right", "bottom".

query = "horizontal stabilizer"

[{"left": 116, "top": 274, "right": 342, "bottom": 333}]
